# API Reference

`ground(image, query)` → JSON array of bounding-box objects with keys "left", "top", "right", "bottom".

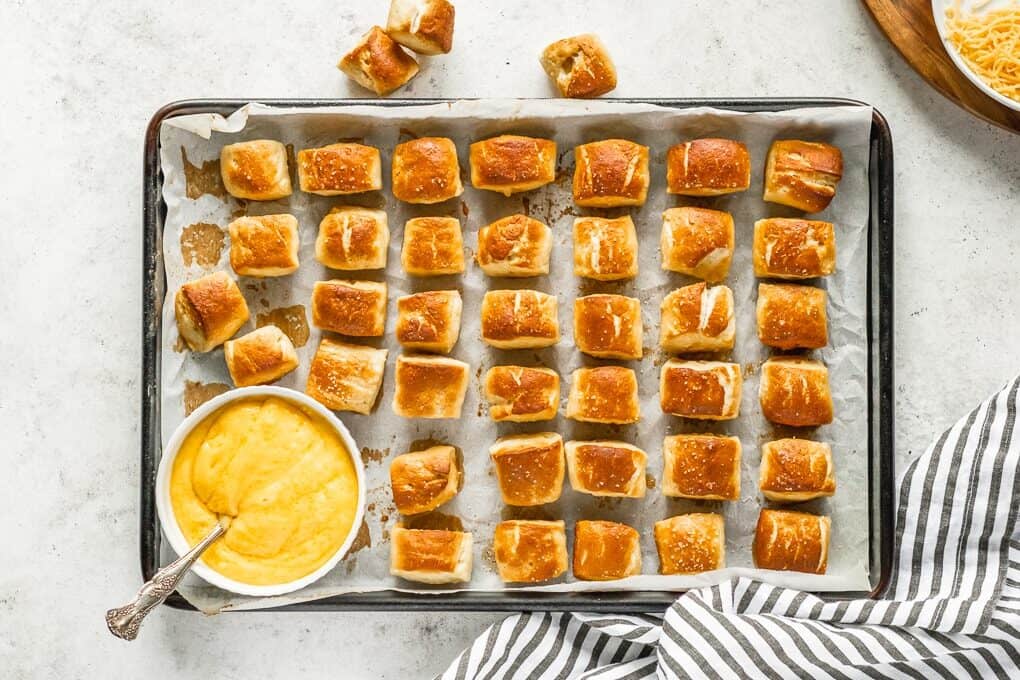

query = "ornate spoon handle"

[{"left": 106, "top": 522, "right": 225, "bottom": 640}]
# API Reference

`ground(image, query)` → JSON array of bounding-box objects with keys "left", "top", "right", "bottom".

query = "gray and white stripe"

[{"left": 440, "top": 376, "right": 1020, "bottom": 679}]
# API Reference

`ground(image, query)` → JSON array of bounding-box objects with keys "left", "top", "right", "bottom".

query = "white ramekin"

[{"left": 155, "top": 385, "right": 366, "bottom": 597}]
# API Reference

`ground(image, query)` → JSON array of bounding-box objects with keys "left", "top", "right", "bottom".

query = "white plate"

[
  {"left": 931, "top": 0, "right": 1020, "bottom": 112},
  {"left": 155, "top": 385, "right": 366, "bottom": 597}
]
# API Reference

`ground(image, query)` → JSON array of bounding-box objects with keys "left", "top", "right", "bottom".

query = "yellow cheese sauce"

[{"left": 170, "top": 396, "right": 359, "bottom": 585}]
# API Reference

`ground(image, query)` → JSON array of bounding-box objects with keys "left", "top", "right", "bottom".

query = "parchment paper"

[{"left": 157, "top": 100, "right": 874, "bottom": 613}]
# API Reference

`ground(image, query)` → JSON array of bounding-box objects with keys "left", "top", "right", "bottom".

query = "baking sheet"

[{"left": 157, "top": 99, "right": 874, "bottom": 613}]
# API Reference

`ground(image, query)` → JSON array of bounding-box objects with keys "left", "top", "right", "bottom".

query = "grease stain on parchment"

[
  {"left": 183, "top": 380, "right": 230, "bottom": 415},
  {"left": 180, "top": 222, "right": 225, "bottom": 268},
  {"left": 481, "top": 546, "right": 497, "bottom": 571},
  {"left": 501, "top": 506, "right": 553, "bottom": 521},
  {"left": 284, "top": 143, "right": 297, "bottom": 187},
  {"left": 401, "top": 511, "right": 464, "bottom": 532},
  {"left": 255, "top": 305, "right": 310, "bottom": 348},
  {"left": 346, "top": 518, "right": 372, "bottom": 556},
  {"left": 360, "top": 446, "right": 389, "bottom": 465},
  {"left": 406, "top": 437, "right": 445, "bottom": 453},
  {"left": 181, "top": 147, "right": 225, "bottom": 200}
]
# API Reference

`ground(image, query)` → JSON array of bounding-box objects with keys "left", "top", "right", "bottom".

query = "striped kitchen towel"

[{"left": 440, "top": 377, "right": 1020, "bottom": 679}]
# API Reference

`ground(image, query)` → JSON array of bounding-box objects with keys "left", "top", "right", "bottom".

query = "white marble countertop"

[{"left": 2, "top": 1, "right": 1019, "bottom": 677}]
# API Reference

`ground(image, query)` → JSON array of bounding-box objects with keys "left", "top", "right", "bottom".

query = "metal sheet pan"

[{"left": 141, "top": 98, "right": 894, "bottom": 612}]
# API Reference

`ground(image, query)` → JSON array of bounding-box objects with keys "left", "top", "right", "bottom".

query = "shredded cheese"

[{"left": 945, "top": 1, "right": 1020, "bottom": 103}]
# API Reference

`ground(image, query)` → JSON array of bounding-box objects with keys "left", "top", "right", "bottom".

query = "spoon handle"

[{"left": 105, "top": 522, "right": 225, "bottom": 640}]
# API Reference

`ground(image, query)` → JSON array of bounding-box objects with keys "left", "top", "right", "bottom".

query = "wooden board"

[{"left": 863, "top": 0, "right": 1020, "bottom": 133}]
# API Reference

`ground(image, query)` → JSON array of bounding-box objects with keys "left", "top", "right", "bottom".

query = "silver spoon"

[{"left": 105, "top": 521, "right": 226, "bottom": 640}]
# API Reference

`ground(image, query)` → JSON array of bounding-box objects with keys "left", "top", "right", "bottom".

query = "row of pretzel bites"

[
  {"left": 172, "top": 133, "right": 844, "bottom": 583},
  {"left": 656, "top": 140, "right": 843, "bottom": 581}
]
